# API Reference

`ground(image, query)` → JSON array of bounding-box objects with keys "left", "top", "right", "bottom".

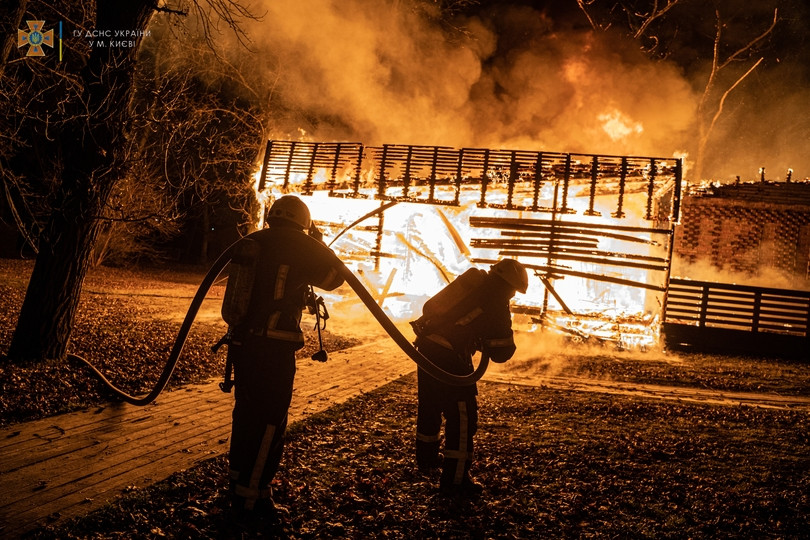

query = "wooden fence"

[{"left": 663, "top": 278, "right": 810, "bottom": 358}]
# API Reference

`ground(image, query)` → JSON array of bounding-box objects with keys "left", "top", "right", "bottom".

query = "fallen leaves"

[
  {"left": 4, "top": 260, "right": 810, "bottom": 537},
  {"left": 0, "top": 260, "right": 360, "bottom": 427}
]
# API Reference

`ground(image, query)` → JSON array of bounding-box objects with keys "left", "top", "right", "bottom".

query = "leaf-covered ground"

[
  {"left": 0, "top": 259, "right": 360, "bottom": 427},
  {"left": 3, "top": 258, "right": 810, "bottom": 538},
  {"left": 4, "top": 257, "right": 809, "bottom": 428},
  {"left": 26, "top": 375, "right": 810, "bottom": 539}
]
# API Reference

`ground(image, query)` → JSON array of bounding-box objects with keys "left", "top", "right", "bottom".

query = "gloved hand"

[{"left": 482, "top": 345, "right": 511, "bottom": 363}]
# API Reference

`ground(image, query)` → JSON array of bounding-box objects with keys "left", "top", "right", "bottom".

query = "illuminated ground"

[{"left": 24, "top": 375, "right": 810, "bottom": 539}]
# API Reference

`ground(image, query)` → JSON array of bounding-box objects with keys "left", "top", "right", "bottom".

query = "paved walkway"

[{"left": 0, "top": 338, "right": 413, "bottom": 539}]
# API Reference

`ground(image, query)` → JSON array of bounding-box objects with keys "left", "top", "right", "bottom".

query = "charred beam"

[
  {"left": 302, "top": 142, "right": 319, "bottom": 195},
  {"left": 561, "top": 154, "right": 571, "bottom": 212},
  {"left": 474, "top": 240, "right": 668, "bottom": 264},
  {"left": 258, "top": 140, "right": 274, "bottom": 192},
  {"left": 499, "top": 229, "right": 658, "bottom": 246},
  {"left": 402, "top": 145, "right": 414, "bottom": 198},
  {"left": 613, "top": 157, "right": 628, "bottom": 218},
  {"left": 352, "top": 146, "right": 365, "bottom": 196},
  {"left": 470, "top": 216, "right": 671, "bottom": 236},
  {"left": 327, "top": 144, "right": 342, "bottom": 193},
  {"left": 478, "top": 149, "right": 491, "bottom": 207},
  {"left": 473, "top": 258, "right": 666, "bottom": 291},
  {"left": 532, "top": 152, "right": 544, "bottom": 211},
  {"left": 645, "top": 158, "right": 657, "bottom": 220},
  {"left": 453, "top": 149, "right": 465, "bottom": 205},
  {"left": 471, "top": 238, "right": 599, "bottom": 250},
  {"left": 538, "top": 275, "right": 573, "bottom": 315},
  {"left": 377, "top": 145, "right": 390, "bottom": 199},
  {"left": 496, "top": 249, "right": 669, "bottom": 271},
  {"left": 428, "top": 146, "right": 440, "bottom": 203},
  {"left": 585, "top": 155, "right": 600, "bottom": 216}
]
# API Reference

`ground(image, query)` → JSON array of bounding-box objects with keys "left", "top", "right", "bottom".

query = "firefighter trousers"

[
  {"left": 227, "top": 335, "right": 297, "bottom": 511},
  {"left": 416, "top": 366, "right": 478, "bottom": 487}
]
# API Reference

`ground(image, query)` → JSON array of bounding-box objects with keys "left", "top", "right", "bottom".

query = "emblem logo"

[{"left": 17, "top": 20, "right": 54, "bottom": 57}]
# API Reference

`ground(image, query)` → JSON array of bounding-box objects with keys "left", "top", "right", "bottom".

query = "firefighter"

[
  {"left": 224, "top": 195, "right": 344, "bottom": 531},
  {"left": 412, "top": 259, "right": 528, "bottom": 495}
]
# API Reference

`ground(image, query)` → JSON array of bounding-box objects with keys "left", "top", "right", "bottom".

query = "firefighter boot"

[
  {"left": 228, "top": 495, "right": 290, "bottom": 537},
  {"left": 416, "top": 436, "right": 442, "bottom": 472},
  {"left": 439, "top": 455, "right": 483, "bottom": 497},
  {"left": 227, "top": 477, "right": 290, "bottom": 537},
  {"left": 440, "top": 475, "right": 483, "bottom": 497}
]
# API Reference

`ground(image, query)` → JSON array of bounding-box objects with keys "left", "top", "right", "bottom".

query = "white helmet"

[
  {"left": 268, "top": 196, "right": 311, "bottom": 230},
  {"left": 490, "top": 259, "right": 529, "bottom": 293}
]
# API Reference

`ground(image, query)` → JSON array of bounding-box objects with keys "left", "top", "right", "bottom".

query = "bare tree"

[
  {"left": 574, "top": 1, "right": 780, "bottom": 181},
  {"left": 1, "top": 0, "right": 257, "bottom": 364},
  {"left": 90, "top": 16, "right": 264, "bottom": 266},
  {"left": 0, "top": 1, "right": 29, "bottom": 76},
  {"left": 692, "top": 9, "right": 778, "bottom": 182}
]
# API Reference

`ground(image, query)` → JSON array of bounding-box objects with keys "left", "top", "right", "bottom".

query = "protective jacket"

[
  {"left": 414, "top": 272, "right": 517, "bottom": 371},
  {"left": 233, "top": 225, "right": 343, "bottom": 345}
]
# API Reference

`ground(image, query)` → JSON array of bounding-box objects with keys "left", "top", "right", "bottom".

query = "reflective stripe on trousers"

[
  {"left": 454, "top": 401, "right": 468, "bottom": 484},
  {"left": 232, "top": 423, "right": 278, "bottom": 510}
]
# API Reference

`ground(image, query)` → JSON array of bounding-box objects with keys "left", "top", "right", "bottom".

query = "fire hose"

[
  {"left": 69, "top": 241, "right": 238, "bottom": 406},
  {"left": 71, "top": 234, "right": 489, "bottom": 406}
]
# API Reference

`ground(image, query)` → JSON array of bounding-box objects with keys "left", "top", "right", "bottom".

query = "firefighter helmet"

[
  {"left": 268, "top": 195, "right": 311, "bottom": 230},
  {"left": 490, "top": 258, "right": 528, "bottom": 293}
]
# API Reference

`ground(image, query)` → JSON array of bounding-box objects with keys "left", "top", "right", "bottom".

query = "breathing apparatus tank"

[
  {"left": 221, "top": 237, "right": 260, "bottom": 327},
  {"left": 410, "top": 267, "right": 487, "bottom": 336}
]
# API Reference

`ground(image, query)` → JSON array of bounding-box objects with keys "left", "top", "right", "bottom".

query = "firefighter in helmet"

[
  {"left": 223, "top": 195, "right": 344, "bottom": 531},
  {"left": 412, "top": 258, "right": 528, "bottom": 495}
]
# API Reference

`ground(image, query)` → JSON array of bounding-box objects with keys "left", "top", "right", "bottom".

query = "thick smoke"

[
  {"left": 243, "top": 0, "right": 809, "bottom": 180},
  {"left": 250, "top": 0, "right": 484, "bottom": 145},
  {"left": 249, "top": 0, "right": 696, "bottom": 158}
]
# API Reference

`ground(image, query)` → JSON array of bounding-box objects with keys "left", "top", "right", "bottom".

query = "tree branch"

[
  {"left": 705, "top": 57, "right": 764, "bottom": 148},
  {"left": 576, "top": 0, "right": 603, "bottom": 31},
  {"left": 718, "top": 8, "right": 778, "bottom": 71},
  {"left": 633, "top": 0, "right": 679, "bottom": 41}
]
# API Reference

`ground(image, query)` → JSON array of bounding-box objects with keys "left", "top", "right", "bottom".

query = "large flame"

[{"left": 252, "top": 149, "right": 671, "bottom": 352}]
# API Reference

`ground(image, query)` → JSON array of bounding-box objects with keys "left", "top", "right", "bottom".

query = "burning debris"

[{"left": 255, "top": 139, "right": 684, "bottom": 350}]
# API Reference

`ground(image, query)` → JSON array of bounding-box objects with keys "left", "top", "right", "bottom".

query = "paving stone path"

[
  {"left": 4, "top": 334, "right": 808, "bottom": 538},
  {"left": 0, "top": 338, "right": 412, "bottom": 538}
]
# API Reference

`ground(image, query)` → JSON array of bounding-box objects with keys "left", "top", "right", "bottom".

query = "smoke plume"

[
  {"left": 239, "top": 0, "right": 810, "bottom": 181},
  {"left": 248, "top": 1, "right": 695, "bottom": 157}
]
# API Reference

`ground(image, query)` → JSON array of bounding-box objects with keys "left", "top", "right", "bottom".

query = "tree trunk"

[
  {"left": 7, "top": 0, "right": 154, "bottom": 364},
  {"left": 9, "top": 196, "right": 108, "bottom": 361}
]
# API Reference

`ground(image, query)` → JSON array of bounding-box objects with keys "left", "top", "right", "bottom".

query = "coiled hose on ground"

[{"left": 72, "top": 240, "right": 489, "bottom": 406}]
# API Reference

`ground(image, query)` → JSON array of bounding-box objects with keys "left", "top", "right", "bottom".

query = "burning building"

[{"left": 254, "top": 139, "right": 684, "bottom": 351}]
